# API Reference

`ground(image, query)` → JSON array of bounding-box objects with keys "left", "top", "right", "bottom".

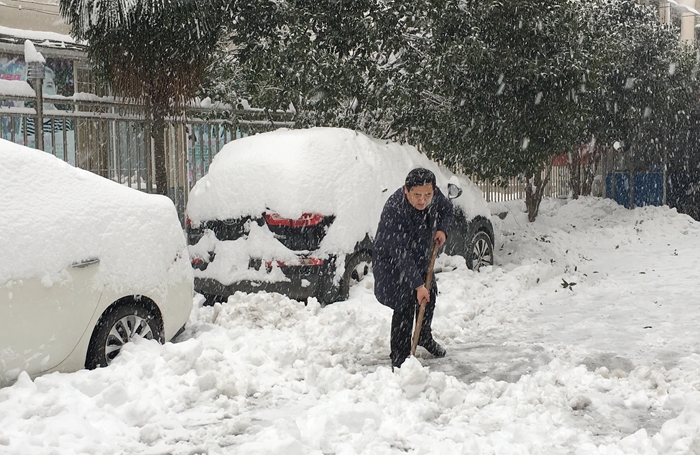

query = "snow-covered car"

[
  {"left": 186, "top": 127, "right": 494, "bottom": 305},
  {"left": 0, "top": 139, "right": 194, "bottom": 387}
]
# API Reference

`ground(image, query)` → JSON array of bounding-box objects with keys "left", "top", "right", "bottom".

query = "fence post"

[
  {"left": 663, "top": 148, "right": 668, "bottom": 206},
  {"left": 28, "top": 61, "right": 45, "bottom": 151}
]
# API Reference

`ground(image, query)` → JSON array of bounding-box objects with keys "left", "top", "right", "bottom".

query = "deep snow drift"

[{"left": 2, "top": 196, "right": 700, "bottom": 455}]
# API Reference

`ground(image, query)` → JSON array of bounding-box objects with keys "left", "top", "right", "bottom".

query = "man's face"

[{"left": 404, "top": 183, "right": 434, "bottom": 211}]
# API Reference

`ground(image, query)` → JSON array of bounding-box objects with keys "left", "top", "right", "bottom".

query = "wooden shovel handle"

[{"left": 410, "top": 238, "right": 441, "bottom": 356}]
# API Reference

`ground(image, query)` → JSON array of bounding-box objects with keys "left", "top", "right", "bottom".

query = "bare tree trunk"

[
  {"left": 580, "top": 146, "right": 601, "bottom": 197},
  {"left": 568, "top": 145, "right": 582, "bottom": 200},
  {"left": 569, "top": 142, "right": 602, "bottom": 199},
  {"left": 152, "top": 113, "right": 168, "bottom": 196},
  {"left": 524, "top": 164, "right": 552, "bottom": 222}
]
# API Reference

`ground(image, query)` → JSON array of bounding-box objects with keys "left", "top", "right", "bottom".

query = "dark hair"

[{"left": 405, "top": 167, "right": 436, "bottom": 191}]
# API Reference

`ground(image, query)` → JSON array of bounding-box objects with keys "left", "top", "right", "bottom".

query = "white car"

[
  {"left": 186, "top": 127, "right": 494, "bottom": 305},
  {"left": 0, "top": 139, "right": 194, "bottom": 387}
]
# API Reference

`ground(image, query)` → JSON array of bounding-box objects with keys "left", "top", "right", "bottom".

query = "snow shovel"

[{"left": 410, "top": 238, "right": 441, "bottom": 357}]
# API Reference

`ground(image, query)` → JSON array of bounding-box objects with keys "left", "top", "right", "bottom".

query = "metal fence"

[
  {"left": 471, "top": 166, "right": 571, "bottom": 203},
  {"left": 3, "top": 90, "right": 581, "bottom": 221},
  {"left": 1, "top": 93, "right": 291, "bottom": 220}
]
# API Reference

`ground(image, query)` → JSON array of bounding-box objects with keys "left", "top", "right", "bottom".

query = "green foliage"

[
  {"left": 60, "top": 0, "right": 223, "bottom": 111},
  {"left": 399, "top": 0, "right": 591, "bottom": 182},
  {"left": 579, "top": 0, "right": 700, "bottom": 158},
  {"left": 225, "top": 0, "right": 700, "bottom": 220},
  {"left": 223, "top": 0, "right": 415, "bottom": 138},
  {"left": 228, "top": 0, "right": 592, "bottom": 180},
  {"left": 59, "top": 0, "right": 700, "bottom": 215},
  {"left": 59, "top": 0, "right": 227, "bottom": 195}
]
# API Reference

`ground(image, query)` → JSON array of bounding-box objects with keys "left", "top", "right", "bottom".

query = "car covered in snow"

[
  {"left": 186, "top": 127, "right": 494, "bottom": 305},
  {"left": 0, "top": 139, "right": 194, "bottom": 387}
]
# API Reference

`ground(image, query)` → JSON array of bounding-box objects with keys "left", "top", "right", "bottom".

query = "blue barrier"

[{"left": 605, "top": 172, "right": 663, "bottom": 208}]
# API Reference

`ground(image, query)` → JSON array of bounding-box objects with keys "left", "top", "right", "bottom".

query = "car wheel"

[
  {"left": 85, "top": 302, "right": 163, "bottom": 369},
  {"left": 202, "top": 293, "right": 225, "bottom": 306},
  {"left": 335, "top": 251, "right": 372, "bottom": 302},
  {"left": 468, "top": 231, "right": 493, "bottom": 271}
]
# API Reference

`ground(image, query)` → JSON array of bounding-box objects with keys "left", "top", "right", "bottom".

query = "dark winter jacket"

[{"left": 373, "top": 186, "right": 452, "bottom": 309}]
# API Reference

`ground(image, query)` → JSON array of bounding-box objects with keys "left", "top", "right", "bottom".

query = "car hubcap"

[
  {"left": 350, "top": 261, "right": 370, "bottom": 283},
  {"left": 105, "top": 315, "right": 154, "bottom": 363},
  {"left": 472, "top": 237, "right": 493, "bottom": 271}
]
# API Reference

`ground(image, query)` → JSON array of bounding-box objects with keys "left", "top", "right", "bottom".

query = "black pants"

[{"left": 390, "top": 286, "right": 437, "bottom": 368}]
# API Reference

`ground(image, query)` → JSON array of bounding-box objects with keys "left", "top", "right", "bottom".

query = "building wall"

[
  {"left": 2, "top": 1, "right": 697, "bottom": 44},
  {"left": 0, "top": 1, "right": 70, "bottom": 34},
  {"left": 679, "top": 0, "right": 698, "bottom": 43},
  {"left": 658, "top": 0, "right": 699, "bottom": 44}
]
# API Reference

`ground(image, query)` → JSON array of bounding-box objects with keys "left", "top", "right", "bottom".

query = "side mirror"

[{"left": 447, "top": 183, "right": 463, "bottom": 200}]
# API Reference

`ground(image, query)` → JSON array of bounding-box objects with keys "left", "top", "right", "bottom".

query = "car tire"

[
  {"left": 337, "top": 251, "right": 372, "bottom": 301},
  {"left": 85, "top": 302, "right": 163, "bottom": 369},
  {"left": 467, "top": 230, "right": 494, "bottom": 271},
  {"left": 202, "top": 293, "right": 225, "bottom": 306}
]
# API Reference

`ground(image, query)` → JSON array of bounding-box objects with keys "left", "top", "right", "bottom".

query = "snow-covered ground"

[{"left": 2, "top": 196, "right": 700, "bottom": 455}]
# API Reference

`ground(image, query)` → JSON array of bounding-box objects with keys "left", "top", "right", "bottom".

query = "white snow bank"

[
  {"left": 0, "top": 139, "right": 192, "bottom": 297},
  {"left": 3, "top": 191, "right": 700, "bottom": 454}
]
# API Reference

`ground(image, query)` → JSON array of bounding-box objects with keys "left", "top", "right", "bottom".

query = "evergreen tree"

[
  {"left": 230, "top": 0, "right": 599, "bottom": 221},
  {"left": 59, "top": 0, "right": 226, "bottom": 196},
  {"left": 222, "top": 0, "right": 421, "bottom": 139},
  {"left": 394, "top": 0, "right": 591, "bottom": 221},
  {"left": 62, "top": 0, "right": 700, "bottom": 220},
  {"left": 573, "top": 0, "right": 700, "bottom": 200}
]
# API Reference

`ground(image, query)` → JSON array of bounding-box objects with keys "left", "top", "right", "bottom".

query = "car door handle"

[{"left": 71, "top": 257, "right": 100, "bottom": 268}]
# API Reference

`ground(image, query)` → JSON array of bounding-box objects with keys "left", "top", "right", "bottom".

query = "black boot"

[{"left": 420, "top": 339, "right": 446, "bottom": 358}]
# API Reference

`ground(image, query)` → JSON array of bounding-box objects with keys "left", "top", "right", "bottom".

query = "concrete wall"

[
  {"left": 0, "top": 1, "right": 70, "bottom": 34},
  {"left": 679, "top": 0, "right": 698, "bottom": 44},
  {"left": 659, "top": 0, "right": 699, "bottom": 44},
  {"left": 2, "top": 1, "right": 698, "bottom": 44}
]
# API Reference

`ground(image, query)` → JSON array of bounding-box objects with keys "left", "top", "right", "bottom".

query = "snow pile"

[
  {"left": 2, "top": 196, "right": 700, "bottom": 454},
  {"left": 0, "top": 139, "right": 191, "bottom": 297},
  {"left": 23, "top": 40, "right": 45, "bottom": 64},
  {"left": 188, "top": 223, "right": 299, "bottom": 284}
]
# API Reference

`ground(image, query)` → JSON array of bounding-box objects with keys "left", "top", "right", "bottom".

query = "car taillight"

[
  {"left": 264, "top": 212, "right": 325, "bottom": 228},
  {"left": 191, "top": 257, "right": 205, "bottom": 266},
  {"left": 265, "top": 258, "right": 324, "bottom": 267},
  {"left": 191, "top": 255, "right": 210, "bottom": 271}
]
